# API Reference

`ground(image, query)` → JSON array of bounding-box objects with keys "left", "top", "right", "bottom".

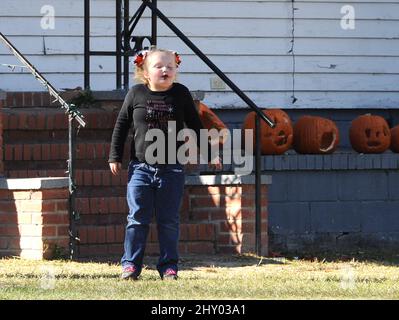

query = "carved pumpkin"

[
  {"left": 293, "top": 116, "right": 340, "bottom": 154},
  {"left": 242, "top": 109, "right": 293, "bottom": 155},
  {"left": 390, "top": 125, "right": 399, "bottom": 153},
  {"left": 197, "top": 102, "right": 228, "bottom": 144},
  {"left": 349, "top": 114, "right": 391, "bottom": 153}
]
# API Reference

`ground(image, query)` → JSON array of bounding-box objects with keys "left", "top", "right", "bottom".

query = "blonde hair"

[{"left": 134, "top": 48, "right": 179, "bottom": 85}]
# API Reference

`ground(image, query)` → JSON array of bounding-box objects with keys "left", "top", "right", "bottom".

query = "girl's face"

[{"left": 144, "top": 52, "right": 177, "bottom": 91}]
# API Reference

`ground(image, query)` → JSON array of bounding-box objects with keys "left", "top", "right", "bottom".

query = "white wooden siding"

[{"left": 0, "top": 0, "right": 399, "bottom": 109}]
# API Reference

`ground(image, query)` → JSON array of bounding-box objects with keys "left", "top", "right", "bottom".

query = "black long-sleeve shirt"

[{"left": 109, "top": 83, "right": 213, "bottom": 164}]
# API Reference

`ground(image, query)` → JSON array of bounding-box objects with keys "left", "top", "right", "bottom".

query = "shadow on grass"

[
  {"left": 76, "top": 253, "right": 286, "bottom": 271},
  {"left": 71, "top": 249, "right": 399, "bottom": 270},
  {"left": 178, "top": 253, "right": 286, "bottom": 271},
  {"left": 1, "top": 272, "right": 120, "bottom": 280},
  {"left": 277, "top": 249, "right": 399, "bottom": 266},
  {"left": 75, "top": 250, "right": 399, "bottom": 269}
]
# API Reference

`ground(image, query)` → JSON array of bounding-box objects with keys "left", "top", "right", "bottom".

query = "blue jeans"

[{"left": 121, "top": 160, "right": 185, "bottom": 276}]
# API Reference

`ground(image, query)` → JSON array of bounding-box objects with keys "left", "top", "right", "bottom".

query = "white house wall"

[{"left": 0, "top": 0, "right": 398, "bottom": 109}]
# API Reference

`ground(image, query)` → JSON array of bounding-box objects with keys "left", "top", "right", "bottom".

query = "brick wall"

[
  {"left": 77, "top": 175, "right": 270, "bottom": 258},
  {"left": 4, "top": 91, "right": 56, "bottom": 108},
  {"left": 4, "top": 91, "right": 399, "bottom": 258},
  {"left": 2, "top": 101, "right": 118, "bottom": 177},
  {"left": 1, "top": 91, "right": 272, "bottom": 260},
  {"left": 0, "top": 90, "right": 5, "bottom": 176},
  {"left": 182, "top": 176, "right": 269, "bottom": 256},
  {"left": 0, "top": 177, "right": 70, "bottom": 260},
  {"left": 3, "top": 91, "right": 399, "bottom": 258}
]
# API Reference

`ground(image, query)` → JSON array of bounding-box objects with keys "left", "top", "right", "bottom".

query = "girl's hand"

[
  {"left": 109, "top": 162, "right": 122, "bottom": 176},
  {"left": 208, "top": 156, "right": 223, "bottom": 171}
]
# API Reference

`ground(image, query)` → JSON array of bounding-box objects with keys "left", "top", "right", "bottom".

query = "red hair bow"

[
  {"left": 133, "top": 50, "right": 182, "bottom": 67},
  {"left": 133, "top": 50, "right": 148, "bottom": 67},
  {"left": 174, "top": 52, "right": 181, "bottom": 66}
]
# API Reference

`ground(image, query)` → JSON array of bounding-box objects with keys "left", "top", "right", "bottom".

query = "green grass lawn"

[{"left": 1, "top": 254, "right": 399, "bottom": 300}]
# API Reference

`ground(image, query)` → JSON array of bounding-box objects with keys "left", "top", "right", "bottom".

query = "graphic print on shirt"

[{"left": 145, "top": 99, "right": 175, "bottom": 132}]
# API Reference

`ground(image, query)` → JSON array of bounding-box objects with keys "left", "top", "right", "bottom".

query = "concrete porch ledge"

[
  {"left": 185, "top": 174, "right": 272, "bottom": 186},
  {"left": 0, "top": 177, "right": 69, "bottom": 190}
]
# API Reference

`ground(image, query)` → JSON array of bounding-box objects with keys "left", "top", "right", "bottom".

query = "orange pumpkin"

[
  {"left": 197, "top": 102, "right": 228, "bottom": 144},
  {"left": 390, "top": 125, "right": 399, "bottom": 153},
  {"left": 242, "top": 109, "right": 293, "bottom": 155},
  {"left": 293, "top": 116, "right": 339, "bottom": 154},
  {"left": 349, "top": 114, "right": 391, "bottom": 153}
]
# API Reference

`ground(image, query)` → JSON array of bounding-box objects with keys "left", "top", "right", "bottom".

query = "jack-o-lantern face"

[
  {"left": 242, "top": 109, "right": 293, "bottom": 155},
  {"left": 390, "top": 125, "right": 399, "bottom": 153},
  {"left": 293, "top": 116, "right": 340, "bottom": 154},
  {"left": 349, "top": 114, "right": 391, "bottom": 153}
]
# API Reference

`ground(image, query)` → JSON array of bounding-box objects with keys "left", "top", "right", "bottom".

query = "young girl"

[{"left": 109, "top": 48, "right": 221, "bottom": 280}]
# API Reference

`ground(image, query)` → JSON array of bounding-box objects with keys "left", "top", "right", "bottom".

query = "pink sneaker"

[
  {"left": 121, "top": 265, "right": 139, "bottom": 280},
  {"left": 162, "top": 268, "right": 178, "bottom": 280}
]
